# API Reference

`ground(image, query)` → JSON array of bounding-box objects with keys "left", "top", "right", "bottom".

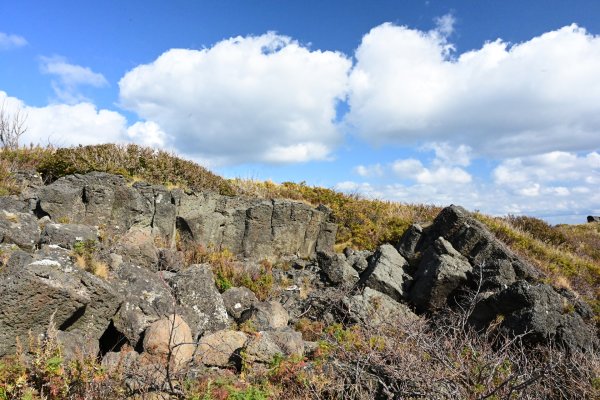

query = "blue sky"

[{"left": 1, "top": 1, "right": 600, "bottom": 223}]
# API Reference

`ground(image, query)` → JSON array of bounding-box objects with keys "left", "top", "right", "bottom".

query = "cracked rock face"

[{"left": 0, "top": 247, "right": 122, "bottom": 356}]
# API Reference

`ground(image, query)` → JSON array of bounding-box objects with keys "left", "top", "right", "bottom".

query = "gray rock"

[
  {"left": 157, "top": 248, "right": 185, "bottom": 272},
  {"left": 56, "top": 330, "right": 100, "bottom": 361},
  {"left": 397, "top": 224, "right": 424, "bottom": 266},
  {"left": 114, "top": 227, "right": 159, "bottom": 269},
  {"left": 0, "top": 209, "right": 39, "bottom": 251},
  {"left": 346, "top": 250, "right": 371, "bottom": 273},
  {"left": 360, "top": 244, "right": 409, "bottom": 302},
  {"left": 587, "top": 216, "right": 600, "bottom": 223},
  {"left": 0, "top": 251, "right": 122, "bottom": 356},
  {"left": 112, "top": 263, "right": 175, "bottom": 347},
  {"left": 344, "top": 287, "right": 418, "bottom": 327},
  {"left": 40, "top": 223, "right": 98, "bottom": 249},
  {"left": 317, "top": 251, "right": 359, "bottom": 285},
  {"left": 222, "top": 287, "right": 259, "bottom": 320},
  {"left": 243, "top": 328, "right": 304, "bottom": 363},
  {"left": 470, "top": 281, "right": 598, "bottom": 352},
  {"left": 194, "top": 329, "right": 248, "bottom": 367},
  {"left": 409, "top": 237, "right": 472, "bottom": 311},
  {"left": 169, "top": 264, "right": 230, "bottom": 339},
  {"left": 239, "top": 301, "right": 289, "bottom": 331},
  {"left": 177, "top": 192, "right": 335, "bottom": 261}
]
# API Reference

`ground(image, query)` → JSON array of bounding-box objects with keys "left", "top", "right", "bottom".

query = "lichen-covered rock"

[
  {"left": 243, "top": 328, "right": 304, "bottom": 364},
  {"left": 112, "top": 263, "right": 175, "bottom": 347},
  {"left": 0, "top": 248, "right": 122, "bottom": 356},
  {"left": 114, "top": 227, "right": 159, "bottom": 269},
  {"left": 239, "top": 301, "right": 289, "bottom": 331},
  {"left": 0, "top": 209, "right": 39, "bottom": 251},
  {"left": 344, "top": 287, "right": 417, "bottom": 326},
  {"left": 222, "top": 287, "right": 259, "bottom": 321},
  {"left": 169, "top": 264, "right": 230, "bottom": 339},
  {"left": 40, "top": 223, "right": 98, "bottom": 249}
]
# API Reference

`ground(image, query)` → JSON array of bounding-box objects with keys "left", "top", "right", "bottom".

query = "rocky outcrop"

[
  {"left": 177, "top": 193, "right": 336, "bottom": 261},
  {"left": 398, "top": 205, "right": 597, "bottom": 352},
  {"left": 30, "top": 172, "right": 336, "bottom": 261},
  {"left": 359, "top": 244, "right": 409, "bottom": 302},
  {"left": 588, "top": 215, "right": 600, "bottom": 223}
]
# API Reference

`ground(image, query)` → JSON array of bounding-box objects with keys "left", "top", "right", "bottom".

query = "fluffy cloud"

[
  {"left": 40, "top": 56, "right": 108, "bottom": 103},
  {"left": 0, "top": 91, "right": 127, "bottom": 147},
  {"left": 347, "top": 23, "right": 600, "bottom": 157},
  {"left": 0, "top": 32, "right": 27, "bottom": 50},
  {"left": 119, "top": 33, "right": 351, "bottom": 165},
  {"left": 354, "top": 163, "right": 383, "bottom": 177}
]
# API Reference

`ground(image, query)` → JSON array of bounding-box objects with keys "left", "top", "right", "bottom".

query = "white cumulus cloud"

[
  {"left": 0, "top": 91, "right": 126, "bottom": 147},
  {"left": 0, "top": 32, "right": 27, "bottom": 50},
  {"left": 40, "top": 56, "right": 108, "bottom": 103},
  {"left": 347, "top": 23, "right": 600, "bottom": 157},
  {"left": 119, "top": 33, "right": 351, "bottom": 165}
]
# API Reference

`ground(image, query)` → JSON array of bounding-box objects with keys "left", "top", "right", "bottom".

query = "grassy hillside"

[{"left": 1, "top": 144, "right": 599, "bottom": 317}]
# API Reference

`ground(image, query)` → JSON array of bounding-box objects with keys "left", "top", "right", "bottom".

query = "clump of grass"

[
  {"left": 71, "top": 239, "right": 108, "bottom": 279},
  {"left": 0, "top": 144, "right": 235, "bottom": 195},
  {"left": 185, "top": 245, "right": 274, "bottom": 301}
]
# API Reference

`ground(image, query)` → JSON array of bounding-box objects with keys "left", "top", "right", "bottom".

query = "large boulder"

[
  {"left": 243, "top": 328, "right": 304, "bottom": 364},
  {"left": 239, "top": 301, "right": 289, "bottom": 331},
  {"left": 114, "top": 227, "right": 159, "bottom": 269},
  {"left": 0, "top": 209, "right": 39, "bottom": 251},
  {"left": 194, "top": 330, "right": 248, "bottom": 367},
  {"left": 317, "top": 251, "right": 359, "bottom": 286},
  {"left": 222, "top": 287, "right": 259, "bottom": 321},
  {"left": 359, "top": 244, "right": 409, "bottom": 302},
  {"left": 400, "top": 205, "right": 538, "bottom": 290},
  {"left": 409, "top": 237, "right": 472, "bottom": 311},
  {"left": 142, "top": 314, "right": 195, "bottom": 370},
  {"left": 0, "top": 247, "right": 122, "bottom": 356},
  {"left": 344, "top": 287, "right": 418, "bottom": 326},
  {"left": 40, "top": 223, "right": 98, "bottom": 249},
  {"left": 112, "top": 263, "right": 175, "bottom": 347},
  {"left": 470, "top": 281, "right": 598, "bottom": 352},
  {"left": 169, "top": 264, "right": 230, "bottom": 339}
]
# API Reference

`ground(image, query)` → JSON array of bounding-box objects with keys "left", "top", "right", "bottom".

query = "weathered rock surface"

[
  {"left": 222, "top": 287, "right": 259, "bottom": 321},
  {"left": 359, "top": 244, "right": 409, "bottom": 302},
  {"left": 317, "top": 251, "right": 359, "bottom": 285},
  {"left": 398, "top": 205, "right": 597, "bottom": 351},
  {"left": 0, "top": 247, "right": 121, "bottom": 356},
  {"left": 239, "top": 301, "right": 289, "bottom": 331},
  {"left": 112, "top": 263, "right": 175, "bottom": 347},
  {"left": 400, "top": 205, "right": 538, "bottom": 290},
  {"left": 409, "top": 237, "right": 472, "bottom": 311},
  {"left": 587, "top": 215, "right": 600, "bottom": 223},
  {"left": 243, "top": 328, "right": 304, "bottom": 363},
  {"left": 0, "top": 209, "right": 39, "bottom": 251},
  {"left": 177, "top": 194, "right": 336, "bottom": 260},
  {"left": 169, "top": 264, "right": 230, "bottom": 339},
  {"left": 142, "top": 315, "right": 195, "bottom": 370},
  {"left": 40, "top": 223, "right": 98, "bottom": 249},
  {"left": 344, "top": 287, "right": 417, "bottom": 326},
  {"left": 470, "top": 281, "right": 598, "bottom": 352},
  {"left": 194, "top": 330, "right": 248, "bottom": 367}
]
